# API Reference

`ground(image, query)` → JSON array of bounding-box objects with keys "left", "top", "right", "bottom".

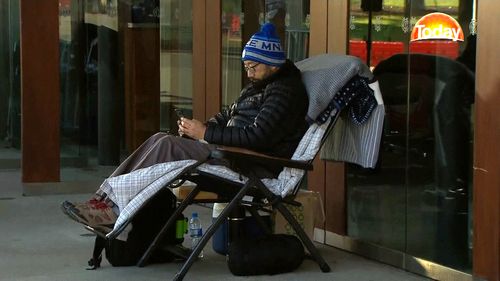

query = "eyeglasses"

[{"left": 243, "top": 63, "right": 260, "bottom": 73}]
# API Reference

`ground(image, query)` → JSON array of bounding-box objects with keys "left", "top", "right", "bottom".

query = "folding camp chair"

[
  {"left": 91, "top": 55, "right": 379, "bottom": 281},
  {"left": 129, "top": 84, "right": 377, "bottom": 281},
  {"left": 137, "top": 121, "right": 335, "bottom": 281}
]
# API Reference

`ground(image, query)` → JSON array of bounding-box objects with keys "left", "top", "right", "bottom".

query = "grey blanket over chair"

[
  {"left": 296, "top": 54, "right": 374, "bottom": 121},
  {"left": 296, "top": 54, "right": 384, "bottom": 168}
]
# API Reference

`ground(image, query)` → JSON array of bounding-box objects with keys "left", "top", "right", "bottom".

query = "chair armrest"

[{"left": 210, "top": 146, "right": 313, "bottom": 171}]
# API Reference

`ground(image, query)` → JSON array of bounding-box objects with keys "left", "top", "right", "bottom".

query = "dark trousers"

[{"left": 109, "top": 133, "right": 215, "bottom": 178}]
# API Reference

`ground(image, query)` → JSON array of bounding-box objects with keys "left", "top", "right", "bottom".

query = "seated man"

[{"left": 62, "top": 23, "right": 309, "bottom": 232}]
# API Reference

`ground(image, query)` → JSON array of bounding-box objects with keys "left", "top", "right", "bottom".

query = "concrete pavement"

[{"left": 0, "top": 169, "right": 431, "bottom": 281}]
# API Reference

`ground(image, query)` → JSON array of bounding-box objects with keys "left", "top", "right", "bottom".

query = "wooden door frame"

[
  {"left": 309, "top": 0, "right": 349, "bottom": 238},
  {"left": 20, "top": 0, "right": 60, "bottom": 182},
  {"left": 192, "top": 0, "right": 222, "bottom": 121},
  {"left": 473, "top": 1, "right": 500, "bottom": 280}
]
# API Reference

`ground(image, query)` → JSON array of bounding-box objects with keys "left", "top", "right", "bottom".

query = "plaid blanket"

[{"left": 103, "top": 118, "right": 330, "bottom": 239}]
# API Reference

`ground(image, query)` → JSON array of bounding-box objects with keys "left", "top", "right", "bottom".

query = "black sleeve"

[
  {"left": 204, "top": 84, "right": 297, "bottom": 150},
  {"left": 206, "top": 108, "right": 231, "bottom": 127}
]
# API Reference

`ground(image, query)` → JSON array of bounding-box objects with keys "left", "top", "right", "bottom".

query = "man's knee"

[
  {"left": 155, "top": 134, "right": 179, "bottom": 148},
  {"left": 150, "top": 132, "right": 169, "bottom": 142}
]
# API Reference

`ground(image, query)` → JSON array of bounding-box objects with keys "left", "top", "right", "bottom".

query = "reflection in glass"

[
  {"left": 159, "top": 0, "right": 193, "bottom": 134},
  {"left": 221, "top": 0, "right": 243, "bottom": 108},
  {"left": 59, "top": 0, "right": 109, "bottom": 171},
  {"left": 55, "top": 0, "right": 176, "bottom": 180},
  {"left": 347, "top": 0, "right": 408, "bottom": 252},
  {"left": 347, "top": 0, "right": 474, "bottom": 273},
  {"left": 0, "top": 1, "right": 21, "bottom": 168},
  {"left": 406, "top": 1, "right": 473, "bottom": 270},
  {"left": 348, "top": 0, "right": 406, "bottom": 68},
  {"left": 58, "top": 0, "right": 125, "bottom": 179}
]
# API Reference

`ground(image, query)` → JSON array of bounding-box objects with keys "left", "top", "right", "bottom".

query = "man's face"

[{"left": 243, "top": 60, "right": 278, "bottom": 82}]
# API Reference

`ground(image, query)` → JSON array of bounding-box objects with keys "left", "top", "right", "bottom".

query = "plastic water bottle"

[{"left": 189, "top": 212, "right": 204, "bottom": 258}]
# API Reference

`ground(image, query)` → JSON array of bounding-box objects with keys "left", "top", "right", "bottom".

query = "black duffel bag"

[{"left": 227, "top": 234, "right": 305, "bottom": 276}]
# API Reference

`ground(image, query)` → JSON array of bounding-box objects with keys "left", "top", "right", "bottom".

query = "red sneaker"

[{"left": 61, "top": 200, "right": 117, "bottom": 230}]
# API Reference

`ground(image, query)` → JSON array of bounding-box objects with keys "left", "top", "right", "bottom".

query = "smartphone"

[{"left": 174, "top": 108, "right": 185, "bottom": 119}]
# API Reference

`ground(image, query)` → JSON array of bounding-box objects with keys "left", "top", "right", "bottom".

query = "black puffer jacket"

[{"left": 204, "top": 60, "right": 309, "bottom": 159}]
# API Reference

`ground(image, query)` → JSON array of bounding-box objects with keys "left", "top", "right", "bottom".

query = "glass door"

[
  {"left": 406, "top": 0, "right": 475, "bottom": 270},
  {"left": 159, "top": 0, "right": 193, "bottom": 133},
  {"left": 347, "top": 0, "right": 476, "bottom": 274},
  {"left": 347, "top": 0, "right": 408, "bottom": 252},
  {"left": 0, "top": 0, "right": 21, "bottom": 168},
  {"left": 57, "top": 0, "right": 164, "bottom": 179},
  {"left": 59, "top": 0, "right": 94, "bottom": 170},
  {"left": 58, "top": 0, "right": 124, "bottom": 178}
]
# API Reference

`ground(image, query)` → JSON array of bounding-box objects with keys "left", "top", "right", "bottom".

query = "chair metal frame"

[{"left": 135, "top": 112, "right": 341, "bottom": 281}]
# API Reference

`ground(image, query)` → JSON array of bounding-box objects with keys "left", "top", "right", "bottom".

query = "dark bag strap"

[{"left": 87, "top": 236, "right": 106, "bottom": 270}]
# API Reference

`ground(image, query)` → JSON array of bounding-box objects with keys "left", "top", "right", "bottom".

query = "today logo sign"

[{"left": 411, "top": 12, "right": 464, "bottom": 42}]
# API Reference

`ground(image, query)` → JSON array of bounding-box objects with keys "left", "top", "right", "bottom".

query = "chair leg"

[
  {"left": 251, "top": 175, "right": 331, "bottom": 273},
  {"left": 173, "top": 180, "right": 254, "bottom": 281},
  {"left": 137, "top": 186, "right": 201, "bottom": 267},
  {"left": 275, "top": 203, "right": 331, "bottom": 272}
]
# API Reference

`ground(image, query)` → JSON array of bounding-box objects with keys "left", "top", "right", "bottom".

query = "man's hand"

[{"left": 178, "top": 117, "right": 207, "bottom": 140}]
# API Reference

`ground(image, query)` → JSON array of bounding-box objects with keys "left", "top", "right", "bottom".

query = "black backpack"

[{"left": 88, "top": 188, "right": 184, "bottom": 269}]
